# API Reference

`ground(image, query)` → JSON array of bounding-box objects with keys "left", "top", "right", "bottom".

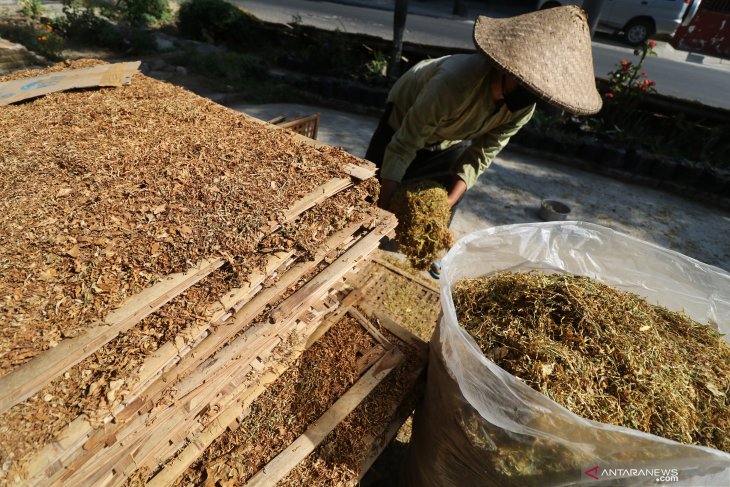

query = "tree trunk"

[
  {"left": 388, "top": 0, "right": 409, "bottom": 79},
  {"left": 452, "top": 0, "right": 467, "bottom": 16}
]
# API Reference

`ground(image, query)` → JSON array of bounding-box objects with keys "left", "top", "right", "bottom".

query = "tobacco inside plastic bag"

[{"left": 404, "top": 222, "right": 730, "bottom": 487}]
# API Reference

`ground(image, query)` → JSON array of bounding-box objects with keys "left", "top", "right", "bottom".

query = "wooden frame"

[
  {"left": 244, "top": 348, "right": 403, "bottom": 487},
  {"left": 147, "top": 289, "right": 367, "bottom": 486},
  {"left": 277, "top": 113, "right": 320, "bottom": 140},
  {"left": 24, "top": 210, "right": 396, "bottom": 487},
  {"left": 237, "top": 280, "right": 430, "bottom": 487}
]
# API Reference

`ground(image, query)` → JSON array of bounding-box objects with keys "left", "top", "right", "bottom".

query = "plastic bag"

[{"left": 404, "top": 222, "right": 730, "bottom": 486}]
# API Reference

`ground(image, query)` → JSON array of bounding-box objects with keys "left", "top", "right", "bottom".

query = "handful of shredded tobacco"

[
  {"left": 453, "top": 272, "right": 730, "bottom": 453},
  {"left": 391, "top": 180, "right": 454, "bottom": 270}
]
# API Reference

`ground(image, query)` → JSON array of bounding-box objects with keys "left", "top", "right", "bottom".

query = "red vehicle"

[{"left": 673, "top": 0, "right": 730, "bottom": 57}]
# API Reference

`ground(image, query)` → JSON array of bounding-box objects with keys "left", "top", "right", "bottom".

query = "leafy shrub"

[
  {"left": 51, "top": 1, "right": 157, "bottom": 53},
  {"left": 18, "top": 0, "right": 43, "bottom": 18},
  {"left": 177, "top": 0, "right": 263, "bottom": 48},
  {"left": 0, "top": 20, "right": 65, "bottom": 59},
  {"left": 52, "top": 4, "right": 123, "bottom": 48},
  {"left": 306, "top": 29, "right": 350, "bottom": 72},
  {"left": 117, "top": 0, "right": 171, "bottom": 25},
  {"left": 364, "top": 50, "right": 388, "bottom": 77}
]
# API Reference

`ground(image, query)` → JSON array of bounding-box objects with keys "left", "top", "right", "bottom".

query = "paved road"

[{"left": 236, "top": 0, "right": 730, "bottom": 109}]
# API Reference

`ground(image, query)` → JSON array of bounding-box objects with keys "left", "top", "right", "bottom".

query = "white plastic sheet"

[{"left": 404, "top": 222, "right": 730, "bottom": 486}]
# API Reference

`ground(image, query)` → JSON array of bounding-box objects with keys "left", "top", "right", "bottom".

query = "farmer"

[{"left": 366, "top": 6, "right": 602, "bottom": 276}]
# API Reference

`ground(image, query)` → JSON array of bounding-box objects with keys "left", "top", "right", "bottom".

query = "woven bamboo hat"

[{"left": 473, "top": 6, "right": 602, "bottom": 115}]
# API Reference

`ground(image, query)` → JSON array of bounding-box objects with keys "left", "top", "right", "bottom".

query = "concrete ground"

[{"left": 234, "top": 102, "right": 730, "bottom": 272}]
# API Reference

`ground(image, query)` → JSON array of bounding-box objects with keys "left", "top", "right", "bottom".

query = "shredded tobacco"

[
  {"left": 0, "top": 59, "right": 381, "bottom": 481},
  {"left": 178, "top": 316, "right": 376, "bottom": 485},
  {"left": 391, "top": 181, "right": 454, "bottom": 270},
  {"left": 0, "top": 59, "right": 374, "bottom": 376},
  {"left": 453, "top": 272, "right": 730, "bottom": 452},
  {"left": 354, "top": 258, "right": 440, "bottom": 342}
]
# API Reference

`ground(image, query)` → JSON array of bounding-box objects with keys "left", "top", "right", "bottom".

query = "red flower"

[
  {"left": 648, "top": 40, "right": 657, "bottom": 49},
  {"left": 605, "top": 92, "right": 614, "bottom": 98},
  {"left": 620, "top": 59, "right": 630, "bottom": 66}
]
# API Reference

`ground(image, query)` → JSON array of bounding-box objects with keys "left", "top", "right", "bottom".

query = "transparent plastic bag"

[{"left": 404, "top": 222, "right": 730, "bottom": 486}]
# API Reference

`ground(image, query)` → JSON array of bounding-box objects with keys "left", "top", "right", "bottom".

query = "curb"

[{"left": 509, "top": 129, "right": 730, "bottom": 211}]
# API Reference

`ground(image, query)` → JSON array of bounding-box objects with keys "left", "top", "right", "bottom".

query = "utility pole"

[
  {"left": 452, "top": 0, "right": 467, "bottom": 16},
  {"left": 388, "top": 0, "right": 409, "bottom": 78},
  {"left": 582, "top": 0, "right": 605, "bottom": 36}
]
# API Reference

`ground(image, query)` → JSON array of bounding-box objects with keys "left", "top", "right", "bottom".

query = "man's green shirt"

[{"left": 383, "top": 53, "right": 535, "bottom": 189}]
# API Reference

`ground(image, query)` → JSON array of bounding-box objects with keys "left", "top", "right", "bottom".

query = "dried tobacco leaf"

[{"left": 453, "top": 272, "right": 730, "bottom": 453}]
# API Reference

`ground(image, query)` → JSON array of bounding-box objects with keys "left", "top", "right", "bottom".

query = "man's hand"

[
  {"left": 447, "top": 178, "right": 467, "bottom": 208},
  {"left": 378, "top": 179, "right": 399, "bottom": 210}
]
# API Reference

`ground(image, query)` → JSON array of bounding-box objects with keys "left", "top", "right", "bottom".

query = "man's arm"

[
  {"left": 454, "top": 105, "right": 535, "bottom": 189},
  {"left": 378, "top": 178, "right": 399, "bottom": 210},
  {"left": 380, "top": 72, "right": 457, "bottom": 186},
  {"left": 447, "top": 178, "right": 467, "bottom": 207}
]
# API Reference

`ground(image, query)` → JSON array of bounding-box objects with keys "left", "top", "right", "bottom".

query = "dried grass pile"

[
  {"left": 391, "top": 181, "right": 454, "bottom": 270},
  {"left": 453, "top": 272, "right": 730, "bottom": 452}
]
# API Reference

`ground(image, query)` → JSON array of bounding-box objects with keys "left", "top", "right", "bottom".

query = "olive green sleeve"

[
  {"left": 454, "top": 105, "right": 535, "bottom": 189},
  {"left": 380, "top": 76, "right": 457, "bottom": 183}
]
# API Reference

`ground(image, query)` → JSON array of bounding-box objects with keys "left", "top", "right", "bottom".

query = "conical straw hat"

[{"left": 473, "top": 6, "right": 602, "bottom": 115}]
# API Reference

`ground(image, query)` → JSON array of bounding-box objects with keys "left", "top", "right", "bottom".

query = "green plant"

[
  {"left": 0, "top": 20, "right": 65, "bottom": 59},
  {"left": 18, "top": 0, "right": 43, "bottom": 18},
  {"left": 294, "top": 28, "right": 353, "bottom": 76},
  {"left": 177, "top": 0, "right": 263, "bottom": 48},
  {"left": 53, "top": 2, "right": 123, "bottom": 48},
  {"left": 586, "top": 40, "right": 660, "bottom": 144},
  {"left": 365, "top": 50, "right": 388, "bottom": 77},
  {"left": 116, "top": 0, "right": 171, "bottom": 25},
  {"left": 604, "top": 40, "right": 658, "bottom": 103},
  {"left": 531, "top": 107, "right": 569, "bottom": 133}
]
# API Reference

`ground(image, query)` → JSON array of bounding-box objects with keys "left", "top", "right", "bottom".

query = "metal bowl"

[{"left": 539, "top": 199, "right": 571, "bottom": 221}]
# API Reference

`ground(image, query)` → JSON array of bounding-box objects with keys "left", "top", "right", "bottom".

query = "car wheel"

[{"left": 624, "top": 18, "right": 654, "bottom": 45}]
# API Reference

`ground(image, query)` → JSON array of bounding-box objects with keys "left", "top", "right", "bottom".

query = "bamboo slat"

[
  {"left": 0, "top": 257, "right": 225, "bottom": 415},
  {"left": 23, "top": 214, "right": 373, "bottom": 485},
  {"left": 103, "top": 221, "right": 394, "bottom": 485},
  {"left": 244, "top": 348, "right": 404, "bottom": 487},
  {"left": 146, "top": 290, "right": 365, "bottom": 486},
  {"left": 269, "top": 211, "right": 396, "bottom": 324},
  {"left": 35, "top": 216, "right": 388, "bottom": 486}
]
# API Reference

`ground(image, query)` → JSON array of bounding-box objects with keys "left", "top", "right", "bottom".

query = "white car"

[{"left": 535, "top": 0, "right": 697, "bottom": 45}]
